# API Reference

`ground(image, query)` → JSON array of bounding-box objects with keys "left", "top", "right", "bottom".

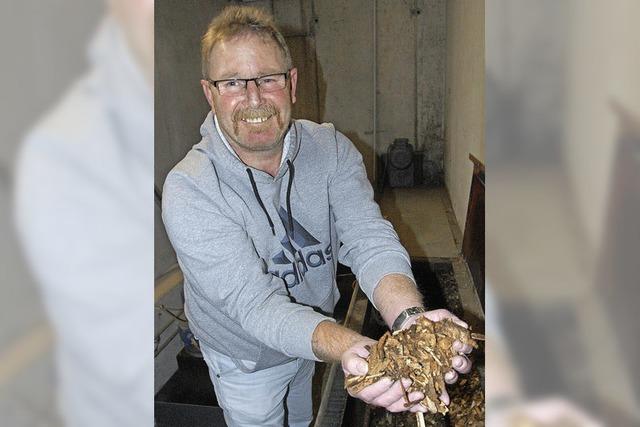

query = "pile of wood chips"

[
  {"left": 448, "top": 366, "right": 484, "bottom": 426},
  {"left": 345, "top": 316, "right": 479, "bottom": 414}
]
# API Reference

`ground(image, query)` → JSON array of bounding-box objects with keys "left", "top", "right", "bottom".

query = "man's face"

[{"left": 201, "top": 34, "right": 297, "bottom": 155}]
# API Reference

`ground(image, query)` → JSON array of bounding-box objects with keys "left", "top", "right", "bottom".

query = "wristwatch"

[{"left": 391, "top": 306, "right": 426, "bottom": 331}]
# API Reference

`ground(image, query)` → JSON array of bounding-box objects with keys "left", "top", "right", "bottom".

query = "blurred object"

[
  {"left": 498, "top": 397, "right": 603, "bottom": 427},
  {"left": 593, "top": 101, "right": 640, "bottom": 402},
  {"left": 12, "top": 1, "right": 154, "bottom": 426},
  {"left": 462, "top": 154, "right": 485, "bottom": 309},
  {"left": 486, "top": 0, "right": 640, "bottom": 424}
]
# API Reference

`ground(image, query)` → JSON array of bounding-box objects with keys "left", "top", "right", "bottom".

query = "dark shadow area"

[{"left": 155, "top": 347, "right": 226, "bottom": 426}]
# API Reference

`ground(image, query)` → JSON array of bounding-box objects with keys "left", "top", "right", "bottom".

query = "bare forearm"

[
  {"left": 312, "top": 275, "right": 423, "bottom": 362},
  {"left": 372, "top": 273, "right": 424, "bottom": 328},
  {"left": 312, "top": 320, "right": 366, "bottom": 362}
]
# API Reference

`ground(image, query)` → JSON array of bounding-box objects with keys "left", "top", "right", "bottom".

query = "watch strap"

[{"left": 391, "top": 306, "right": 425, "bottom": 331}]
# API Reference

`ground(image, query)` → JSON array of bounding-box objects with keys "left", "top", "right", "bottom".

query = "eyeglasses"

[{"left": 207, "top": 70, "right": 290, "bottom": 96}]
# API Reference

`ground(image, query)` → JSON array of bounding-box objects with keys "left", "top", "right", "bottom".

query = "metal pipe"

[
  {"left": 372, "top": 0, "right": 378, "bottom": 182},
  {"left": 414, "top": 0, "right": 420, "bottom": 151},
  {"left": 155, "top": 264, "right": 183, "bottom": 303}
]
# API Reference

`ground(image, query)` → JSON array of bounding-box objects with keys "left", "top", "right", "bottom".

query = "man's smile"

[{"left": 241, "top": 114, "right": 274, "bottom": 124}]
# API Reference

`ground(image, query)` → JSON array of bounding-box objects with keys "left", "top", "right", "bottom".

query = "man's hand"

[
  {"left": 342, "top": 309, "right": 473, "bottom": 413},
  {"left": 342, "top": 338, "right": 428, "bottom": 413},
  {"left": 401, "top": 308, "right": 474, "bottom": 408}
]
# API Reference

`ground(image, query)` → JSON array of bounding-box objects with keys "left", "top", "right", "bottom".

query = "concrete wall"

[
  {"left": 314, "top": 0, "right": 446, "bottom": 181},
  {"left": 444, "top": 0, "right": 485, "bottom": 234}
]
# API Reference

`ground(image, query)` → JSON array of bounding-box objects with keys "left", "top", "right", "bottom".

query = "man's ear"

[
  {"left": 201, "top": 79, "right": 216, "bottom": 111},
  {"left": 288, "top": 67, "right": 298, "bottom": 104}
]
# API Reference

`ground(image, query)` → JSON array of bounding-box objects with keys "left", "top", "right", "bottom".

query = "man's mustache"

[{"left": 233, "top": 104, "right": 279, "bottom": 122}]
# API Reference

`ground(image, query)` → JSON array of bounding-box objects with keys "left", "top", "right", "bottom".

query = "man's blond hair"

[{"left": 201, "top": 6, "right": 292, "bottom": 78}]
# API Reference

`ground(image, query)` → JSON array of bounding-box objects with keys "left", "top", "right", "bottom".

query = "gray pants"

[{"left": 201, "top": 344, "right": 315, "bottom": 427}]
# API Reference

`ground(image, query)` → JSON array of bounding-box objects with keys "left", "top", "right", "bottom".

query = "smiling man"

[
  {"left": 162, "top": 6, "right": 471, "bottom": 427},
  {"left": 201, "top": 28, "right": 295, "bottom": 175}
]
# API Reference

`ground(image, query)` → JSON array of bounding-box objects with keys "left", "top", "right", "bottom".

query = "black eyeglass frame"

[{"left": 206, "top": 70, "right": 291, "bottom": 96}]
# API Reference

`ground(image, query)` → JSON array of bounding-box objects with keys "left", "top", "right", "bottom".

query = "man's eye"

[
  {"left": 222, "top": 80, "right": 240, "bottom": 88},
  {"left": 260, "top": 77, "right": 276, "bottom": 84}
]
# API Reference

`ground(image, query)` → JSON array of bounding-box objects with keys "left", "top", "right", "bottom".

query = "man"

[{"left": 162, "top": 6, "right": 472, "bottom": 427}]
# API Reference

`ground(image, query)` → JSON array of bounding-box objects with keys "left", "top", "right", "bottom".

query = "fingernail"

[
  {"left": 357, "top": 361, "right": 368, "bottom": 375},
  {"left": 455, "top": 358, "right": 463, "bottom": 368}
]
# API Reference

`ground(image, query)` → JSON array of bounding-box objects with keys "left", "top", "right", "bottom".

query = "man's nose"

[{"left": 245, "top": 80, "right": 263, "bottom": 105}]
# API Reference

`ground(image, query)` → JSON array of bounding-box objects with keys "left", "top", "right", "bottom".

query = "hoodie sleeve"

[
  {"left": 327, "top": 129, "right": 416, "bottom": 307},
  {"left": 162, "top": 171, "right": 330, "bottom": 361}
]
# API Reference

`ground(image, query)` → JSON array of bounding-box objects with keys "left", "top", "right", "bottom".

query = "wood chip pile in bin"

[
  {"left": 345, "top": 316, "right": 480, "bottom": 415},
  {"left": 448, "top": 366, "right": 484, "bottom": 426}
]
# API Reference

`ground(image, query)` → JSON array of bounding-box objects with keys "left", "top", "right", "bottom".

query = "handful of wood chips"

[{"left": 345, "top": 316, "right": 480, "bottom": 414}]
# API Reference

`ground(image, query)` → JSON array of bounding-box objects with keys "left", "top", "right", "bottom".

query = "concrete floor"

[
  {"left": 378, "top": 186, "right": 461, "bottom": 259},
  {"left": 378, "top": 186, "right": 484, "bottom": 329}
]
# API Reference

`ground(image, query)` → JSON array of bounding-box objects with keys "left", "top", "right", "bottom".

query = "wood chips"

[
  {"left": 448, "top": 365, "right": 484, "bottom": 426},
  {"left": 345, "top": 316, "right": 479, "bottom": 415}
]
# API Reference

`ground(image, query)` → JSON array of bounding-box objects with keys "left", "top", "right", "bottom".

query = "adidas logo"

[{"left": 269, "top": 207, "right": 332, "bottom": 288}]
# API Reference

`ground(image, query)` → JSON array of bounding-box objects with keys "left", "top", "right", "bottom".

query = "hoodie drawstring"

[
  {"left": 286, "top": 159, "right": 295, "bottom": 238},
  {"left": 246, "top": 168, "right": 275, "bottom": 236},
  {"left": 246, "top": 161, "right": 295, "bottom": 237}
]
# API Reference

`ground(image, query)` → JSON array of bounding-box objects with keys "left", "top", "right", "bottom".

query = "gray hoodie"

[{"left": 162, "top": 112, "right": 415, "bottom": 371}]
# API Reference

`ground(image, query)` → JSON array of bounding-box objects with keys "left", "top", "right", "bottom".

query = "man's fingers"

[
  {"left": 451, "top": 355, "right": 471, "bottom": 374},
  {"left": 354, "top": 377, "right": 394, "bottom": 402},
  {"left": 452, "top": 340, "right": 473, "bottom": 354},
  {"left": 422, "top": 309, "right": 468, "bottom": 328},
  {"left": 386, "top": 390, "right": 424, "bottom": 413},
  {"left": 409, "top": 403, "right": 429, "bottom": 413},
  {"left": 343, "top": 354, "right": 369, "bottom": 377},
  {"left": 370, "top": 378, "right": 411, "bottom": 408},
  {"left": 422, "top": 308, "right": 451, "bottom": 323},
  {"left": 450, "top": 317, "right": 469, "bottom": 329},
  {"left": 439, "top": 387, "right": 450, "bottom": 406},
  {"left": 353, "top": 345, "right": 372, "bottom": 359},
  {"left": 444, "top": 369, "right": 458, "bottom": 384}
]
